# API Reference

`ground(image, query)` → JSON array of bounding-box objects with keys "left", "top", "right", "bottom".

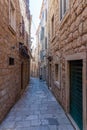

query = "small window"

[
  {"left": 22, "top": 17, "right": 25, "bottom": 37},
  {"left": 60, "top": 0, "right": 69, "bottom": 20},
  {"left": 9, "top": 57, "right": 14, "bottom": 65},
  {"left": 45, "top": 37, "right": 47, "bottom": 49},
  {"left": 45, "top": 9, "right": 47, "bottom": 22},
  {"left": 40, "top": 27, "right": 44, "bottom": 40},
  {"left": 20, "top": 17, "right": 25, "bottom": 37},
  {"left": 51, "top": 15, "right": 55, "bottom": 37},
  {"left": 54, "top": 63, "right": 61, "bottom": 89},
  {"left": 55, "top": 64, "right": 59, "bottom": 81},
  {"left": 42, "top": 11, "right": 44, "bottom": 19},
  {"left": 9, "top": 0, "right": 16, "bottom": 31}
]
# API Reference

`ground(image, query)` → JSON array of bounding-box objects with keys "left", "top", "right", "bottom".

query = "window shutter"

[
  {"left": 45, "top": 37, "right": 47, "bottom": 49},
  {"left": 22, "top": 17, "right": 25, "bottom": 37},
  {"left": 40, "top": 27, "right": 44, "bottom": 40},
  {"left": 45, "top": 9, "right": 47, "bottom": 22},
  {"left": 60, "top": 0, "right": 62, "bottom": 20},
  {"left": 51, "top": 15, "right": 54, "bottom": 36}
]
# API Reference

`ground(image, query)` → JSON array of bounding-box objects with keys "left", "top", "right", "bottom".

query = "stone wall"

[
  {"left": 48, "top": 0, "right": 87, "bottom": 108},
  {"left": 0, "top": 0, "right": 31, "bottom": 122},
  {"left": 48, "top": 0, "right": 87, "bottom": 111}
]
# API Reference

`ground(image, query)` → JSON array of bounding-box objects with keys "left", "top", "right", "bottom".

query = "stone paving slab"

[{"left": 0, "top": 78, "right": 74, "bottom": 130}]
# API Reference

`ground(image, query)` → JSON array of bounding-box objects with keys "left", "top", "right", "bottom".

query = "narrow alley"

[{"left": 0, "top": 78, "right": 74, "bottom": 130}]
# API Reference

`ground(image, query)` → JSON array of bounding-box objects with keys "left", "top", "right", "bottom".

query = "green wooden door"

[{"left": 70, "top": 60, "right": 83, "bottom": 130}]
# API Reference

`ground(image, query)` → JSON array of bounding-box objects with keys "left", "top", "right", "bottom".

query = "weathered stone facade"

[
  {"left": 0, "top": 0, "right": 31, "bottom": 122},
  {"left": 31, "top": 46, "right": 39, "bottom": 77},
  {"left": 38, "top": 0, "right": 48, "bottom": 81},
  {"left": 47, "top": 0, "right": 87, "bottom": 129}
]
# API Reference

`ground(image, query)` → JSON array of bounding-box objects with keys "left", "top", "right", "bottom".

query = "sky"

[{"left": 30, "top": 0, "right": 42, "bottom": 47}]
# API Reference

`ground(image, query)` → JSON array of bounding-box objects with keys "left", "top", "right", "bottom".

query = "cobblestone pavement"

[{"left": 0, "top": 78, "right": 74, "bottom": 130}]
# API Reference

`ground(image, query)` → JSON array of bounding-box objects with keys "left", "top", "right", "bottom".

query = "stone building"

[
  {"left": 30, "top": 45, "right": 38, "bottom": 77},
  {"left": 36, "top": 24, "right": 42, "bottom": 78},
  {"left": 47, "top": 0, "right": 87, "bottom": 130},
  {"left": 38, "top": 0, "right": 48, "bottom": 81},
  {"left": 0, "top": 0, "right": 31, "bottom": 122}
]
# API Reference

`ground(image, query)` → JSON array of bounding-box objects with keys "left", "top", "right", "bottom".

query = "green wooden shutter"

[{"left": 70, "top": 60, "right": 83, "bottom": 130}]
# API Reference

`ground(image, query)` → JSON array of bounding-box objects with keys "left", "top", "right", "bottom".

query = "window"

[
  {"left": 51, "top": 15, "right": 55, "bottom": 37},
  {"left": 20, "top": 17, "right": 25, "bottom": 37},
  {"left": 55, "top": 64, "right": 59, "bottom": 81},
  {"left": 45, "top": 37, "right": 47, "bottom": 49},
  {"left": 40, "top": 50, "right": 44, "bottom": 61},
  {"left": 45, "top": 9, "right": 47, "bottom": 22},
  {"left": 42, "top": 11, "right": 44, "bottom": 20},
  {"left": 9, "top": 57, "right": 14, "bottom": 65},
  {"left": 54, "top": 64, "right": 61, "bottom": 89},
  {"left": 40, "top": 27, "right": 44, "bottom": 40},
  {"left": 9, "top": 0, "right": 16, "bottom": 31},
  {"left": 60, "top": 0, "right": 69, "bottom": 20}
]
